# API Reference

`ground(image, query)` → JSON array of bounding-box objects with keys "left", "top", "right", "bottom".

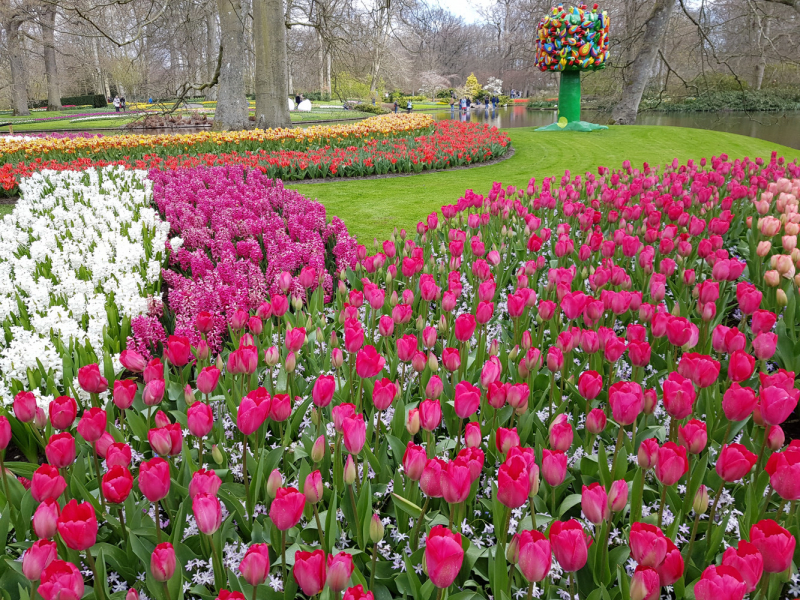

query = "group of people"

[
  {"left": 453, "top": 96, "right": 500, "bottom": 111},
  {"left": 110, "top": 96, "right": 126, "bottom": 112},
  {"left": 392, "top": 99, "right": 414, "bottom": 113}
]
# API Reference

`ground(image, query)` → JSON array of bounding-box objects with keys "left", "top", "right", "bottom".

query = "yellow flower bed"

[{"left": 1, "top": 113, "right": 435, "bottom": 164}]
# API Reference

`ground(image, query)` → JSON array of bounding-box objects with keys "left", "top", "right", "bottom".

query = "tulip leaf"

[
  {"left": 682, "top": 454, "right": 707, "bottom": 516},
  {"left": 557, "top": 493, "right": 582, "bottom": 518},
  {"left": 704, "top": 510, "right": 731, "bottom": 563},
  {"left": 170, "top": 499, "right": 189, "bottom": 545},
  {"left": 616, "top": 564, "right": 630, "bottom": 600},
  {"left": 386, "top": 434, "right": 406, "bottom": 469},
  {"left": 333, "top": 440, "right": 344, "bottom": 492},
  {"left": 403, "top": 555, "right": 423, "bottom": 599},
  {"left": 0, "top": 508, "right": 9, "bottom": 554},
  {"left": 125, "top": 409, "right": 149, "bottom": 442},
  {"left": 392, "top": 493, "right": 423, "bottom": 518},
  {"left": 218, "top": 487, "right": 252, "bottom": 540},
  {"left": 491, "top": 544, "right": 509, "bottom": 600},
  {"left": 358, "top": 480, "right": 373, "bottom": 547},
  {"left": 597, "top": 442, "right": 610, "bottom": 488},
  {"left": 323, "top": 495, "right": 339, "bottom": 554}
]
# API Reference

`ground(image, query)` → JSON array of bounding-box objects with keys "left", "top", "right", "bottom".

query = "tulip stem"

[
  {"left": 84, "top": 550, "right": 105, "bottom": 600},
  {"left": 117, "top": 507, "right": 129, "bottom": 548},
  {"left": 209, "top": 533, "right": 223, "bottom": 591},
  {"left": 657, "top": 484, "right": 667, "bottom": 529},
  {"left": 198, "top": 436, "right": 204, "bottom": 468},
  {"left": 0, "top": 456, "right": 15, "bottom": 516},
  {"left": 356, "top": 379, "right": 364, "bottom": 413},
  {"left": 721, "top": 421, "right": 732, "bottom": 445},
  {"left": 281, "top": 530, "right": 287, "bottom": 589},
  {"left": 454, "top": 418, "right": 463, "bottom": 456},
  {"left": 502, "top": 506, "right": 512, "bottom": 545},
  {"left": 706, "top": 486, "right": 723, "bottom": 538},
  {"left": 163, "top": 582, "right": 173, "bottom": 600},
  {"left": 243, "top": 435, "right": 252, "bottom": 522},
  {"left": 754, "top": 427, "right": 769, "bottom": 474},
  {"left": 686, "top": 510, "right": 700, "bottom": 563},
  {"left": 526, "top": 581, "right": 534, "bottom": 600},
  {"left": 609, "top": 425, "right": 625, "bottom": 486},
  {"left": 250, "top": 583, "right": 257, "bottom": 600},
  {"left": 568, "top": 573, "right": 576, "bottom": 600},
  {"left": 410, "top": 496, "right": 430, "bottom": 551},
  {"left": 154, "top": 501, "right": 162, "bottom": 542},
  {"left": 369, "top": 541, "right": 378, "bottom": 590},
  {"left": 349, "top": 484, "right": 361, "bottom": 544},
  {"left": 787, "top": 500, "right": 798, "bottom": 529},
  {"left": 758, "top": 572, "right": 770, "bottom": 600},
  {"left": 313, "top": 503, "right": 326, "bottom": 549},
  {"left": 775, "top": 498, "right": 787, "bottom": 521},
  {"left": 93, "top": 446, "right": 107, "bottom": 513}
]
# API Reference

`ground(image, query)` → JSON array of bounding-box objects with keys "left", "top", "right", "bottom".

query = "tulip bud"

[
  {"left": 369, "top": 514, "right": 384, "bottom": 543},
  {"left": 777, "top": 289, "right": 788, "bottom": 306},
  {"left": 215, "top": 354, "right": 224, "bottom": 370},
  {"left": 184, "top": 385, "right": 197, "bottom": 406},
  {"left": 311, "top": 435, "right": 326, "bottom": 462},
  {"left": 766, "top": 425, "right": 785, "bottom": 450},
  {"left": 406, "top": 408, "right": 420, "bottom": 435},
  {"left": 291, "top": 296, "right": 303, "bottom": 311},
  {"left": 195, "top": 340, "right": 210, "bottom": 361},
  {"left": 310, "top": 408, "right": 320, "bottom": 427},
  {"left": 331, "top": 348, "right": 344, "bottom": 368},
  {"left": 304, "top": 471, "right": 324, "bottom": 504},
  {"left": 439, "top": 314, "right": 448, "bottom": 333},
  {"left": 264, "top": 346, "right": 280, "bottom": 367},
  {"left": 34, "top": 407, "right": 47, "bottom": 429},
  {"left": 344, "top": 455, "right": 357, "bottom": 485},
  {"left": 529, "top": 463, "right": 540, "bottom": 497},
  {"left": 488, "top": 340, "right": 499, "bottom": 356},
  {"left": 126, "top": 589, "right": 139, "bottom": 600},
  {"left": 211, "top": 444, "right": 224, "bottom": 464},
  {"left": 764, "top": 270, "right": 780, "bottom": 287},
  {"left": 266, "top": 469, "right": 282, "bottom": 498},
  {"left": 509, "top": 345, "right": 519, "bottom": 360},
  {"left": 506, "top": 534, "right": 520, "bottom": 564},
  {"left": 608, "top": 480, "right": 628, "bottom": 512},
  {"left": 693, "top": 485, "right": 709, "bottom": 515},
  {"left": 427, "top": 352, "right": 439, "bottom": 372},
  {"left": 285, "top": 352, "right": 296, "bottom": 373}
]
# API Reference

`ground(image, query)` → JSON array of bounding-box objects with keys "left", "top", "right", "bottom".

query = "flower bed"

[
  {"left": 0, "top": 152, "right": 800, "bottom": 600},
  {"left": 149, "top": 165, "right": 358, "bottom": 352},
  {"left": 0, "top": 167, "right": 169, "bottom": 408},
  {"left": 0, "top": 113, "right": 435, "bottom": 165},
  {"left": 0, "top": 121, "right": 509, "bottom": 195}
]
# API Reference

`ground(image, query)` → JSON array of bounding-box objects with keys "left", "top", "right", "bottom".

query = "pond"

[{"left": 430, "top": 105, "right": 800, "bottom": 150}]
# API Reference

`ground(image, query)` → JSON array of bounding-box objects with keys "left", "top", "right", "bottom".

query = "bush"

[
  {"left": 436, "top": 88, "right": 456, "bottom": 99},
  {"left": 498, "top": 94, "right": 512, "bottom": 106},
  {"left": 60, "top": 94, "right": 108, "bottom": 108},
  {"left": 402, "top": 95, "right": 428, "bottom": 103},
  {"left": 354, "top": 103, "right": 389, "bottom": 115},
  {"left": 303, "top": 92, "right": 332, "bottom": 101}
]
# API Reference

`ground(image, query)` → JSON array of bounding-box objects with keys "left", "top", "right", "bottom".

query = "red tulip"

[
  {"left": 165, "top": 335, "right": 193, "bottom": 367},
  {"left": 716, "top": 443, "right": 758, "bottom": 482},
  {"left": 237, "top": 388, "right": 271, "bottom": 435},
  {"left": 269, "top": 487, "right": 305, "bottom": 530},
  {"left": 193, "top": 492, "right": 222, "bottom": 535},
  {"left": 581, "top": 482, "right": 609, "bottom": 525},
  {"left": 38, "top": 560, "right": 84, "bottom": 600},
  {"left": 722, "top": 383, "right": 758, "bottom": 422},
  {"left": 14, "top": 391, "right": 36, "bottom": 423},
  {"left": 151, "top": 542, "right": 177, "bottom": 582},
  {"left": 495, "top": 427, "right": 520, "bottom": 454},
  {"left": 196, "top": 366, "right": 221, "bottom": 395},
  {"left": 678, "top": 353, "right": 720, "bottom": 388},
  {"left": 751, "top": 309, "right": 776, "bottom": 335},
  {"left": 120, "top": 349, "right": 148, "bottom": 373},
  {"left": 22, "top": 539, "right": 58, "bottom": 581},
  {"left": 586, "top": 408, "right": 607, "bottom": 434},
  {"left": 662, "top": 372, "right": 696, "bottom": 419},
  {"left": 45, "top": 432, "right": 75, "bottom": 469},
  {"left": 694, "top": 565, "right": 746, "bottom": 600},
  {"left": 629, "top": 522, "right": 667, "bottom": 567},
  {"left": 458, "top": 447, "right": 485, "bottom": 481},
  {"left": 549, "top": 519, "right": 591, "bottom": 572},
  {"left": 454, "top": 381, "right": 481, "bottom": 418},
  {"left": 372, "top": 378, "right": 397, "bottom": 410},
  {"left": 577, "top": 371, "right": 603, "bottom": 399},
  {"left": 48, "top": 396, "right": 77, "bottom": 431},
  {"left": 102, "top": 465, "right": 133, "bottom": 504},
  {"left": 326, "top": 552, "right": 355, "bottom": 592},
  {"left": 497, "top": 455, "right": 530, "bottom": 508},
  {"left": 656, "top": 537, "right": 684, "bottom": 585},
  {"left": 355, "top": 345, "right": 385, "bottom": 378},
  {"left": 749, "top": 519, "right": 796, "bottom": 573},
  {"left": 608, "top": 381, "right": 643, "bottom": 425},
  {"left": 285, "top": 327, "right": 306, "bottom": 352},
  {"left": 143, "top": 359, "right": 164, "bottom": 383},
  {"left": 541, "top": 449, "right": 567, "bottom": 486},
  {"left": 403, "top": 442, "right": 427, "bottom": 481},
  {"left": 139, "top": 457, "right": 171, "bottom": 502},
  {"left": 759, "top": 385, "right": 800, "bottom": 426},
  {"left": 269, "top": 393, "right": 292, "bottom": 421},
  {"left": 239, "top": 544, "right": 271, "bottom": 586},
  {"left": 342, "top": 414, "right": 366, "bottom": 454},
  {"left": 765, "top": 443, "right": 800, "bottom": 500},
  {"left": 56, "top": 500, "right": 97, "bottom": 550},
  {"left": 655, "top": 442, "right": 688, "bottom": 486},
  {"left": 332, "top": 403, "right": 356, "bottom": 433},
  {"left": 187, "top": 401, "right": 214, "bottom": 438},
  {"left": 638, "top": 438, "right": 659, "bottom": 470},
  {"left": 630, "top": 566, "right": 660, "bottom": 600},
  {"left": 343, "top": 585, "right": 373, "bottom": 600},
  {"left": 32, "top": 499, "right": 60, "bottom": 539},
  {"left": 517, "top": 530, "right": 551, "bottom": 582},
  {"left": 721, "top": 541, "right": 763, "bottom": 593},
  {"left": 548, "top": 417, "right": 573, "bottom": 452},
  {"left": 464, "top": 422, "right": 482, "bottom": 447},
  {"left": 425, "top": 526, "right": 464, "bottom": 588},
  {"left": 454, "top": 314, "right": 476, "bottom": 342},
  {"left": 419, "top": 399, "right": 442, "bottom": 431},
  {"left": 77, "top": 364, "right": 108, "bottom": 394},
  {"left": 677, "top": 419, "right": 707, "bottom": 454},
  {"left": 31, "top": 464, "right": 66, "bottom": 502},
  {"left": 106, "top": 442, "right": 132, "bottom": 468},
  {"left": 728, "top": 350, "right": 755, "bottom": 382},
  {"left": 416, "top": 455, "right": 445, "bottom": 497},
  {"left": 294, "top": 550, "right": 327, "bottom": 596}
]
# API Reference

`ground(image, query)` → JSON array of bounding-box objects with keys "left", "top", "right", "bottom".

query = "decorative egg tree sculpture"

[{"left": 535, "top": 3, "right": 610, "bottom": 132}]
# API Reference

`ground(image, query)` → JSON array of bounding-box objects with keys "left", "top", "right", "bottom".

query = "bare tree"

[
  {"left": 252, "top": 0, "right": 290, "bottom": 127},
  {"left": 213, "top": 0, "right": 249, "bottom": 129}
]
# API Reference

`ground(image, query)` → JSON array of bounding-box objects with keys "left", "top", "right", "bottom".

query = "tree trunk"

[
  {"left": 318, "top": 30, "right": 325, "bottom": 94},
  {"left": 252, "top": 0, "right": 290, "bottom": 129},
  {"left": 326, "top": 51, "right": 331, "bottom": 95},
  {"left": 611, "top": 0, "right": 676, "bottom": 125},
  {"left": 754, "top": 9, "right": 770, "bottom": 91},
  {"left": 213, "top": 0, "right": 250, "bottom": 131},
  {"left": 6, "top": 18, "right": 30, "bottom": 116},
  {"left": 369, "top": 0, "right": 391, "bottom": 96},
  {"left": 41, "top": 7, "right": 62, "bottom": 110},
  {"left": 205, "top": 12, "right": 218, "bottom": 100}
]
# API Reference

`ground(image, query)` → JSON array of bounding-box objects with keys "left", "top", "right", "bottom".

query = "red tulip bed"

[
  {"left": 0, "top": 121, "right": 510, "bottom": 196},
  {"left": 3, "top": 151, "right": 800, "bottom": 600}
]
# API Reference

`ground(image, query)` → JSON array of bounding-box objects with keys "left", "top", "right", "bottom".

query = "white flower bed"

[{"left": 0, "top": 167, "right": 169, "bottom": 405}]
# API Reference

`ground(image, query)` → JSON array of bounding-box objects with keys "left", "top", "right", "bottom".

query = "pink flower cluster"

[{"left": 148, "top": 165, "right": 357, "bottom": 349}]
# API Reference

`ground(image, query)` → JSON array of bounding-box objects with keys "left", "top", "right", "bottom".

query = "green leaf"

[
  {"left": 597, "top": 442, "right": 610, "bottom": 488},
  {"left": 630, "top": 470, "right": 643, "bottom": 523},
  {"left": 558, "top": 493, "right": 582, "bottom": 518},
  {"left": 392, "top": 493, "right": 423, "bottom": 518}
]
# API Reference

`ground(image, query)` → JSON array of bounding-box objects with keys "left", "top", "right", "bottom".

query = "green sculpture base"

[
  {"left": 535, "top": 70, "right": 608, "bottom": 132},
  {"left": 535, "top": 120, "right": 608, "bottom": 132}
]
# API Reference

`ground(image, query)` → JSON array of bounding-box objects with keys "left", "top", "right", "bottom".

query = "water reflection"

[{"left": 431, "top": 105, "right": 800, "bottom": 150}]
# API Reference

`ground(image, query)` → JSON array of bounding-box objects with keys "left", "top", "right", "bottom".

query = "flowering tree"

[{"left": 484, "top": 77, "right": 503, "bottom": 95}]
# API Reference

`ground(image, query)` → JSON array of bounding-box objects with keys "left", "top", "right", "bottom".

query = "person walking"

[
  {"left": 406, "top": 99, "right": 412, "bottom": 113},
  {"left": 120, "top": 97, "right": 126, "bottom": 111},
  {"left": 113, "top": 96, "right": 121, "bottom": 112},
  {"left": 393, "top": 100, "right": 399, "bottom": 114}
]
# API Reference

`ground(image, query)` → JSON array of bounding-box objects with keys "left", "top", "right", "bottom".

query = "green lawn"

[
  {"left": 289, "top": 125, "right": 800, "bottom": 242},
  {"left": 0, "top": 205, "right": 14, "bottom": 217}
]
